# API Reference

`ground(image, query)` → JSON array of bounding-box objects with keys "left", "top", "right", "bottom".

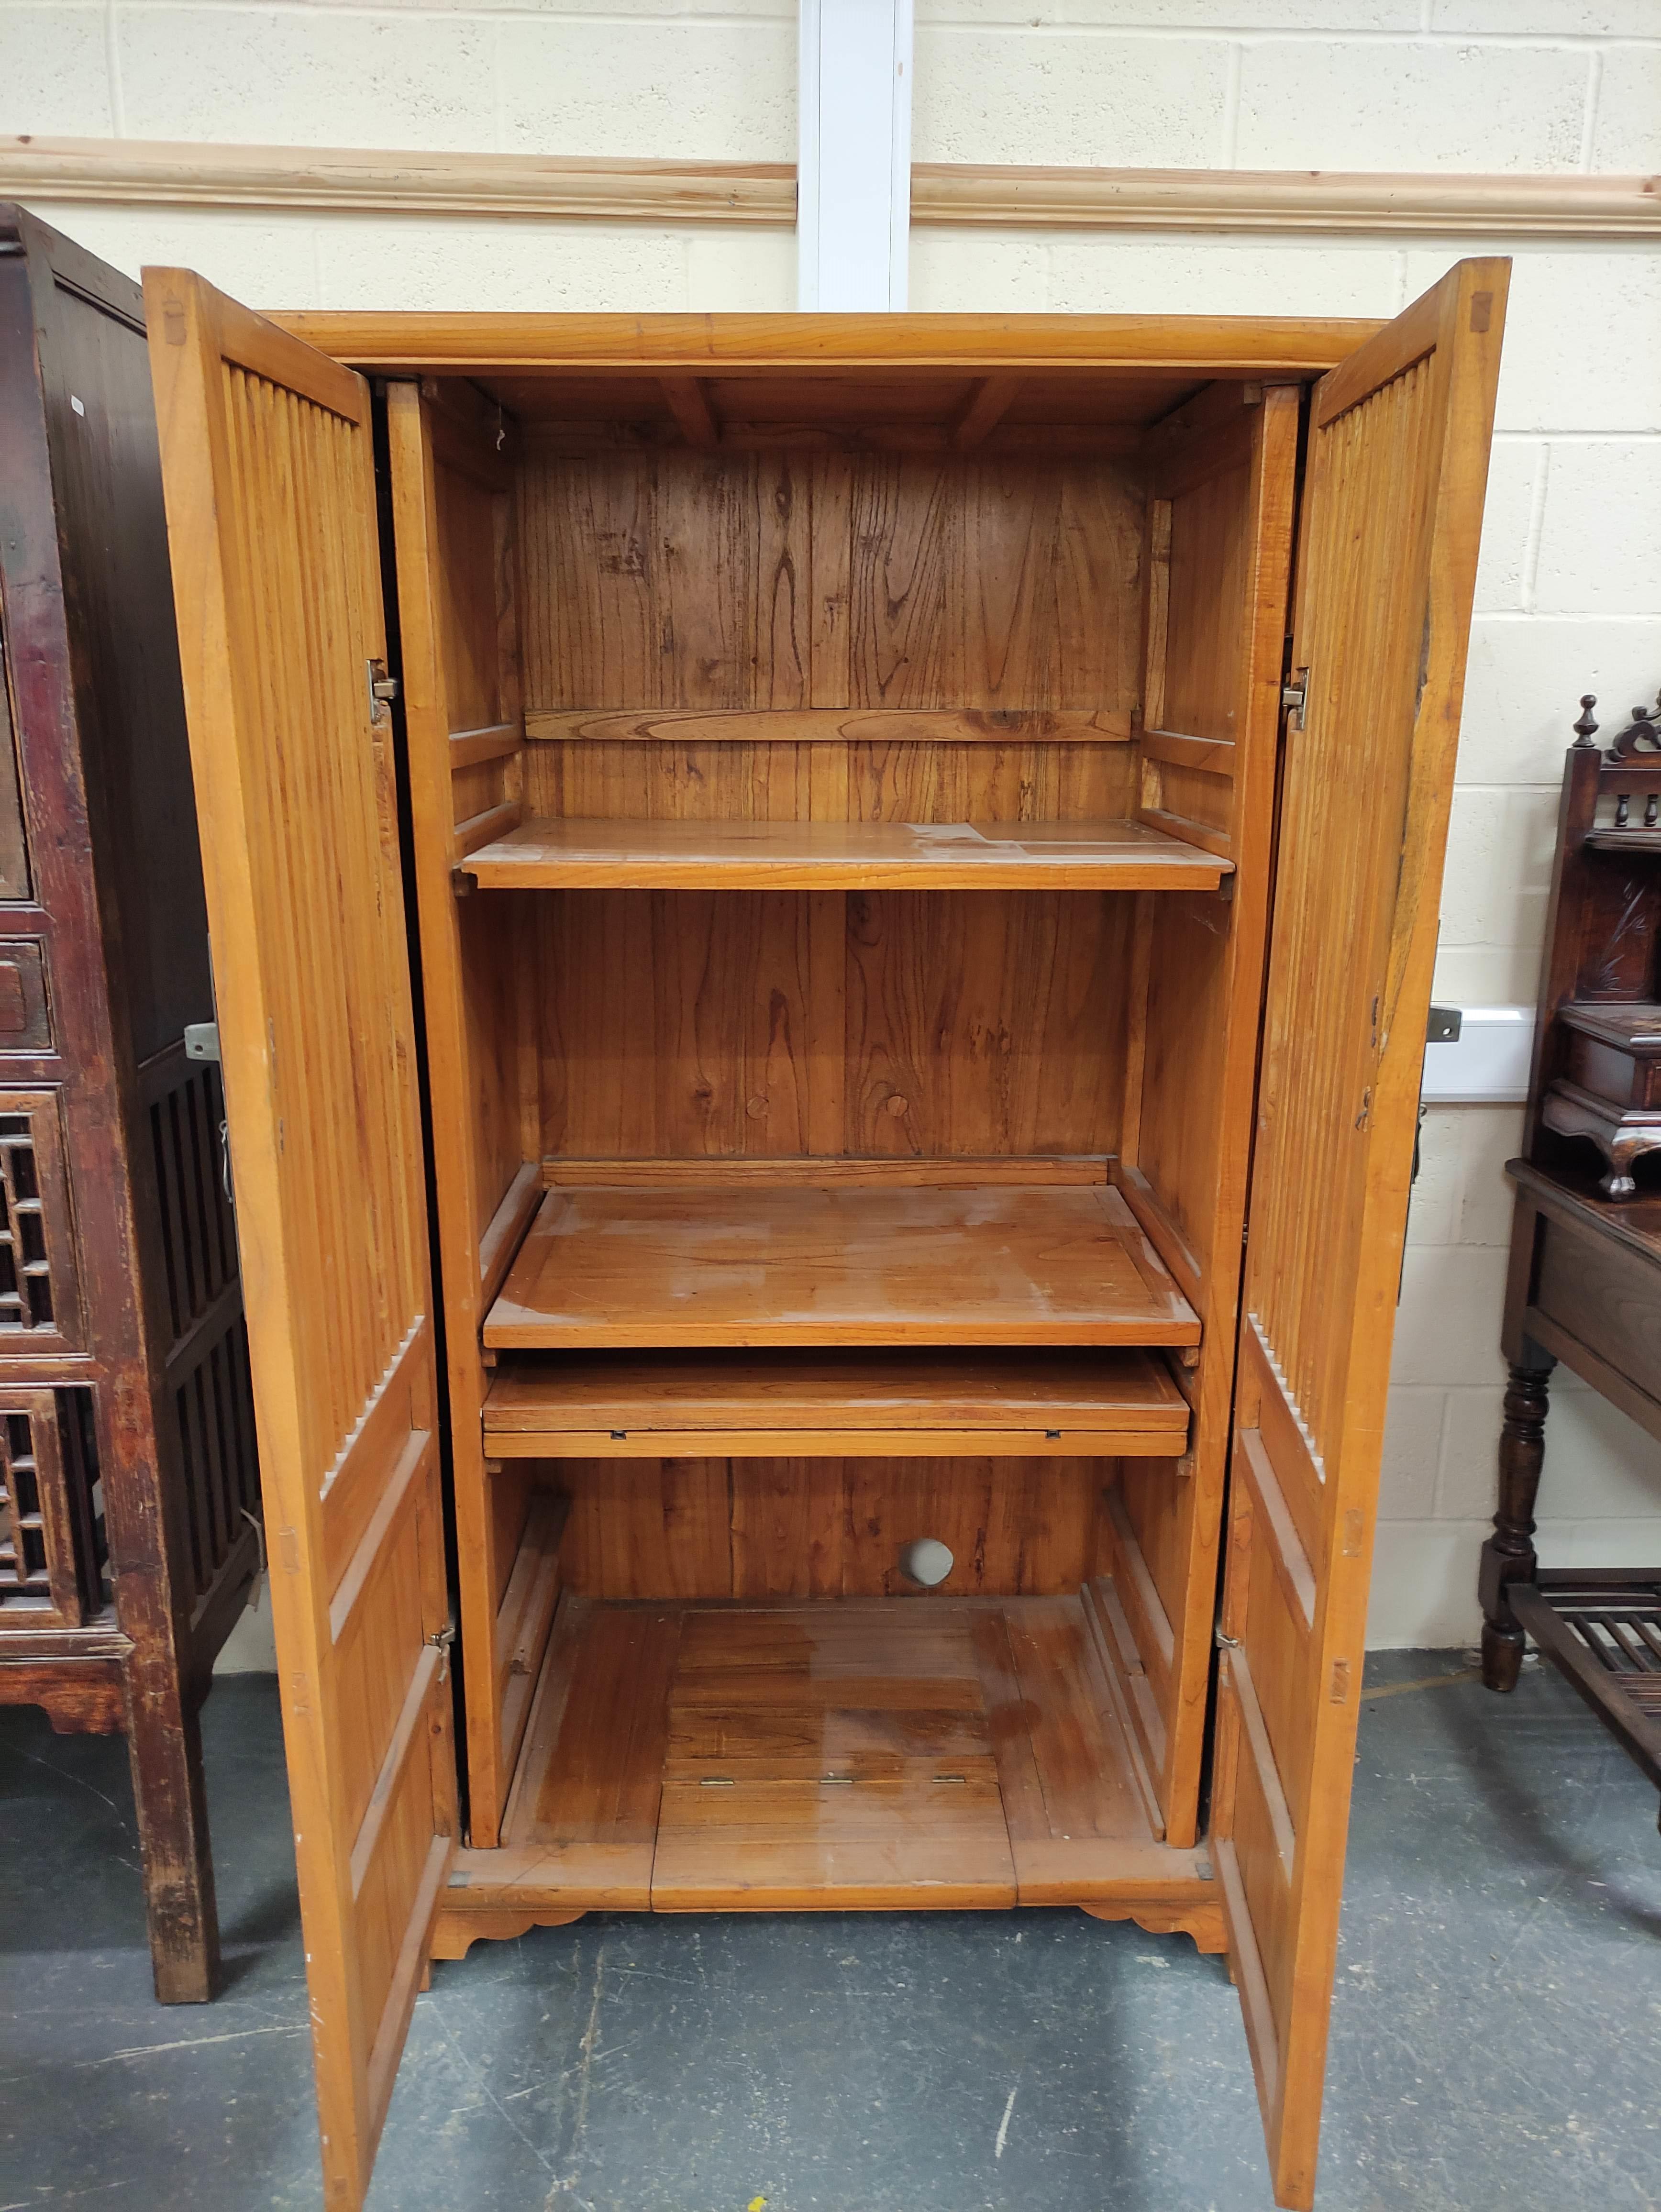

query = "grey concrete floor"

[{"left": 1, "top": 1650, "right": 1658, "bottom": 2212}]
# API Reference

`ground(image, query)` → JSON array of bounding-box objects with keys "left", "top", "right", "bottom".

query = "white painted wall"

[{"left": 2, "top": 0, "right": 1658, "bottom": 1656}]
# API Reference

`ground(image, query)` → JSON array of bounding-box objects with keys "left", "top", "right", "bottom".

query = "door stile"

[
  {"left": 1119, "top": 380, "right": 1300, "bottom": 1842},
  {"left": 384, "top": 377, "right": 529, "bottom": 1843}
]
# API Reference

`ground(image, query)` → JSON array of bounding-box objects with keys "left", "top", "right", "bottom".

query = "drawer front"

[{"left": 1534, "top": 1214, "right": 1661, "bottom": 1398}]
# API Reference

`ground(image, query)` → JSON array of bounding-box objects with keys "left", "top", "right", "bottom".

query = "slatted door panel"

[
  {"left": 1218, "top": 259, "right": 1507, "bottom": 2212},
  {"left": 145, "top": 270, "right": 454, "bottom": 2212}
]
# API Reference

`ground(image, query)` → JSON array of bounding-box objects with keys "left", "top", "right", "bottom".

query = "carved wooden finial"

[
  {"left": 1572, "top": 694, "right": 1599, "bottom": 746},
  {"left": 1610, "top": 701, "right": 1661, "bottom": 760}
]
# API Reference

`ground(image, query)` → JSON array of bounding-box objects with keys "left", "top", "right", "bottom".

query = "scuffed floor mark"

[
  {"left": 995, "top": 2083, "right": 1018, "bottom": 2160},
  {"left": 83, "top": 2023, "right": 308, "bottom": 2065},
  {"left": 1362, "top": 1667, "right": 1480, "bottom": 1702},
  {"left": 543, "top": 1936, "right": 608, "bottom": 2208}
]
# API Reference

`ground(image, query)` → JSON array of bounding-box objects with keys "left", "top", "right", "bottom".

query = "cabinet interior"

[{"left": 391, "top": 355, "right": 1299, "bottom": 1902}]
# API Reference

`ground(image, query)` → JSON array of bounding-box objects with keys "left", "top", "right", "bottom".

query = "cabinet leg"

[
  {"left": 1478, "top": 1357, "right": 1552, "bottom": 1693},
  {"left": 123, "top": 1659, "right": 221, "bottom": 2004}
]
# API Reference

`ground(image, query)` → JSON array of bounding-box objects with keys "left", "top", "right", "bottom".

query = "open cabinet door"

[
  {"left": 144, "top": 271, "right": 455, "bottom": 2212},
  {"left": 1217, "top": 258, "right": 1507, "bottom": 2210}
]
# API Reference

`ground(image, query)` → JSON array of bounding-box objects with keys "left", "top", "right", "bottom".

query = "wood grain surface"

[{"left": 485, "top": 1182, "right": 1201, "bottom": 1349}]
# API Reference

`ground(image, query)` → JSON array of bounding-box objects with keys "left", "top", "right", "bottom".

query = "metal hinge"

[
  {"left": 427, "top": 1621, "right": 457, "bottom": 1682},
  {"left": 1282, "top": 668, "right": 1309, "bottom": 730},
  {"left": 1215, "top": 1627, "right": 1241, "bottom": 1651},
  {"left": 184, "top": 1021, "right": 220, "bottom": 1062},
  {"left": 1426, "top": 1005, "right": 1462, "bottom": 1045},
  {"left": 367, "top": 658, "right": 399, "bottom": 725}
]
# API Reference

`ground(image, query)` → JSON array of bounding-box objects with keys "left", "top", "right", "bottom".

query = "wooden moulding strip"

[
  {"left": 1141, "top": 729, "right": 1236, "bottom": 777},
  {"left": 8, "top": 141, "right": 1653, "bottom": 241},
  {"left": 450, "top": 723, "right": 520, "bottom": 771},
  {"left": 479, "top": 1162, "right": 543, "bottom": 1312},
  {"left": 494, "top": 1493, "right": 566, "bottom": 1780},
  {"left": 910, "top": 163, "right": 1661, "bottom": 238},
  {"left": 1102, "top": 1483, "right": 1176, "bottom": 1672},
  {"left": 1079, "top": 1577, "right": 1166, "bottom": 1837},
  {"left": 0, "top": 137, "right": 795, "bottom": 222},
  {"left": 454, "top": 799, "right": 523, "bottom": 860},
  {"left": 1109, "top": 1162, "right": 1204, "bottom": 1314},
  {"left": 522, "top": 707, "right": 1133, "bottom": 745}
]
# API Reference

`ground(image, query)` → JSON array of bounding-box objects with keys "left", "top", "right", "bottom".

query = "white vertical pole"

[{"left": 797, "top": 0, "right": 915, "bottom": 311}]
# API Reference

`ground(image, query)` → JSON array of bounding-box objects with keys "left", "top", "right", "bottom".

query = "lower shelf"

[
  {"left": 439, "top": 1593, "right": 1216, "bottom": 1940},
  {"left": 1510, "top": 1569, "right": 1661, "bottom": 1794}
]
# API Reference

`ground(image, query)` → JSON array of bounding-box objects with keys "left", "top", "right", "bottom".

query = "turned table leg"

[{"left": 1479, "top": 1354, "right": 1554, "bottom": 1692}]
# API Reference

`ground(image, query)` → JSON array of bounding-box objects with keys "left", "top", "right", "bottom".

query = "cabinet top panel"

[{"left": 271, "top": 310, "right": 1383, "bottom": 384}]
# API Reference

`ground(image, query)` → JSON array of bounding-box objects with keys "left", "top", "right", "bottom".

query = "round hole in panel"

[{"left": 899, "top": 1537, "right": 954, "bottom": 1588}]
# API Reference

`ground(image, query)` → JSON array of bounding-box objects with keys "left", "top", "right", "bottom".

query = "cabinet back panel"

[
  {"left": 515, "top": 448, "right": 1141, "bottom": 719},
  {"left": 537, "top": 887, "right": 1127, "bottom": 1161},
  {"left": 540, "top": 1456, "right": 1110, "bottom": 1600},
  {"left": 522, "top": 735, "right": 1134, "bottom": 825}
]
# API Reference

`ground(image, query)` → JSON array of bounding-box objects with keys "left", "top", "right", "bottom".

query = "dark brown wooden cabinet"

[
  {"left": 144, "top": 263, "right": 1506, "bottom": 2204},
  {"left": 0, "top": 207, "right": 257, "bottom": 2002}
]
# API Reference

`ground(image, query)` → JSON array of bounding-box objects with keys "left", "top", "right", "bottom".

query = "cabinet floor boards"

[{"left": 445, "top": 1592, "right": 1208, "bottom": 1921}]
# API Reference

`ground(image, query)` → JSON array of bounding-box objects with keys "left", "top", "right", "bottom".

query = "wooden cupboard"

[
  {"left": 141, "top": 263, "right": 1507, "bottom": 2209},
  {"left": 0, "top": 207, "right": 257, "bottom": 2003}
]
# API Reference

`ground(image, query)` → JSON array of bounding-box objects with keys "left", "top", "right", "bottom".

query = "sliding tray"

[
  {"left": 460, "top": 815, "right": 1231, "bottom": 891},
  {"left": 484, "top": 1348, "right": 1191, "bottom": 1460},
  {"left": 483, "top": 1182, "right": 1201, "bottom": 1351}
]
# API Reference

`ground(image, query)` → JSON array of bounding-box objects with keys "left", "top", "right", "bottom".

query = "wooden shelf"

[
  {"left": 1585, "top": 830, "right": 1661, "bottom": 854},
  {"left": 483, "top": 1183, "right": 1202, "bottom": 1351},
  {"left": 461, "top": 815, "right": 1230, "bottom": 891},
  {"left": 484, "top": 1348, "right": 1191, "bottom": 1458},
  {"left": 460, "top": 1592, "right": 1214, "bottom": 1915}
]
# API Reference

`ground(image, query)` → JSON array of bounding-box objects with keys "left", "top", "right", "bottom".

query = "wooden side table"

[{"left": 1481, "top": 696, "right": 1661, "bottom": 1818}]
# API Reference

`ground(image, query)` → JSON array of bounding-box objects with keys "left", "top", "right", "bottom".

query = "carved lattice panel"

[
  {"left": 0, "top": 1387, "right": 93, "bottom": 1626},
  {"left": 0, "top": 1092, "right": 81, "bottom": 1352}
]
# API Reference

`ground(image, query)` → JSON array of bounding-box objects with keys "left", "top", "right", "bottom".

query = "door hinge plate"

[
  {"left": 367, "top": 657, "right": 399, "bottom": 724},
  {"left": 1282, "top": 668, "right": 1309, "bottom": 728},
  {"left": 427, "top": 1620, "right": 457, "bottom": 1682}
]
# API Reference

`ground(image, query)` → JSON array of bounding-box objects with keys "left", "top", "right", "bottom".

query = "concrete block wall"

[
  {"left": 910, "top": 5, "right": 1661, "bottom": 1645},
  {"left": 1, "top": 0, "right": 1658, "bottom": 1651}
]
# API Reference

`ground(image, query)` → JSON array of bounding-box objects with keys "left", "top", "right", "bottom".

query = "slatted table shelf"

[
  {"left": 460, "top": 815, "right": 1231, "bottom": 891},
  {"left": 482, "top": 1183, "right": 1202, "bottom": 1351},
  {"left": 1508, "top": 1570, "right": 1661, "bottom": 1795},
  {"left": 483, "top": 1348, "right": 1191, "bottom": 1459},
  {"left": 437, "top": 1592, "right": 1217, "bottom": 1928}
]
